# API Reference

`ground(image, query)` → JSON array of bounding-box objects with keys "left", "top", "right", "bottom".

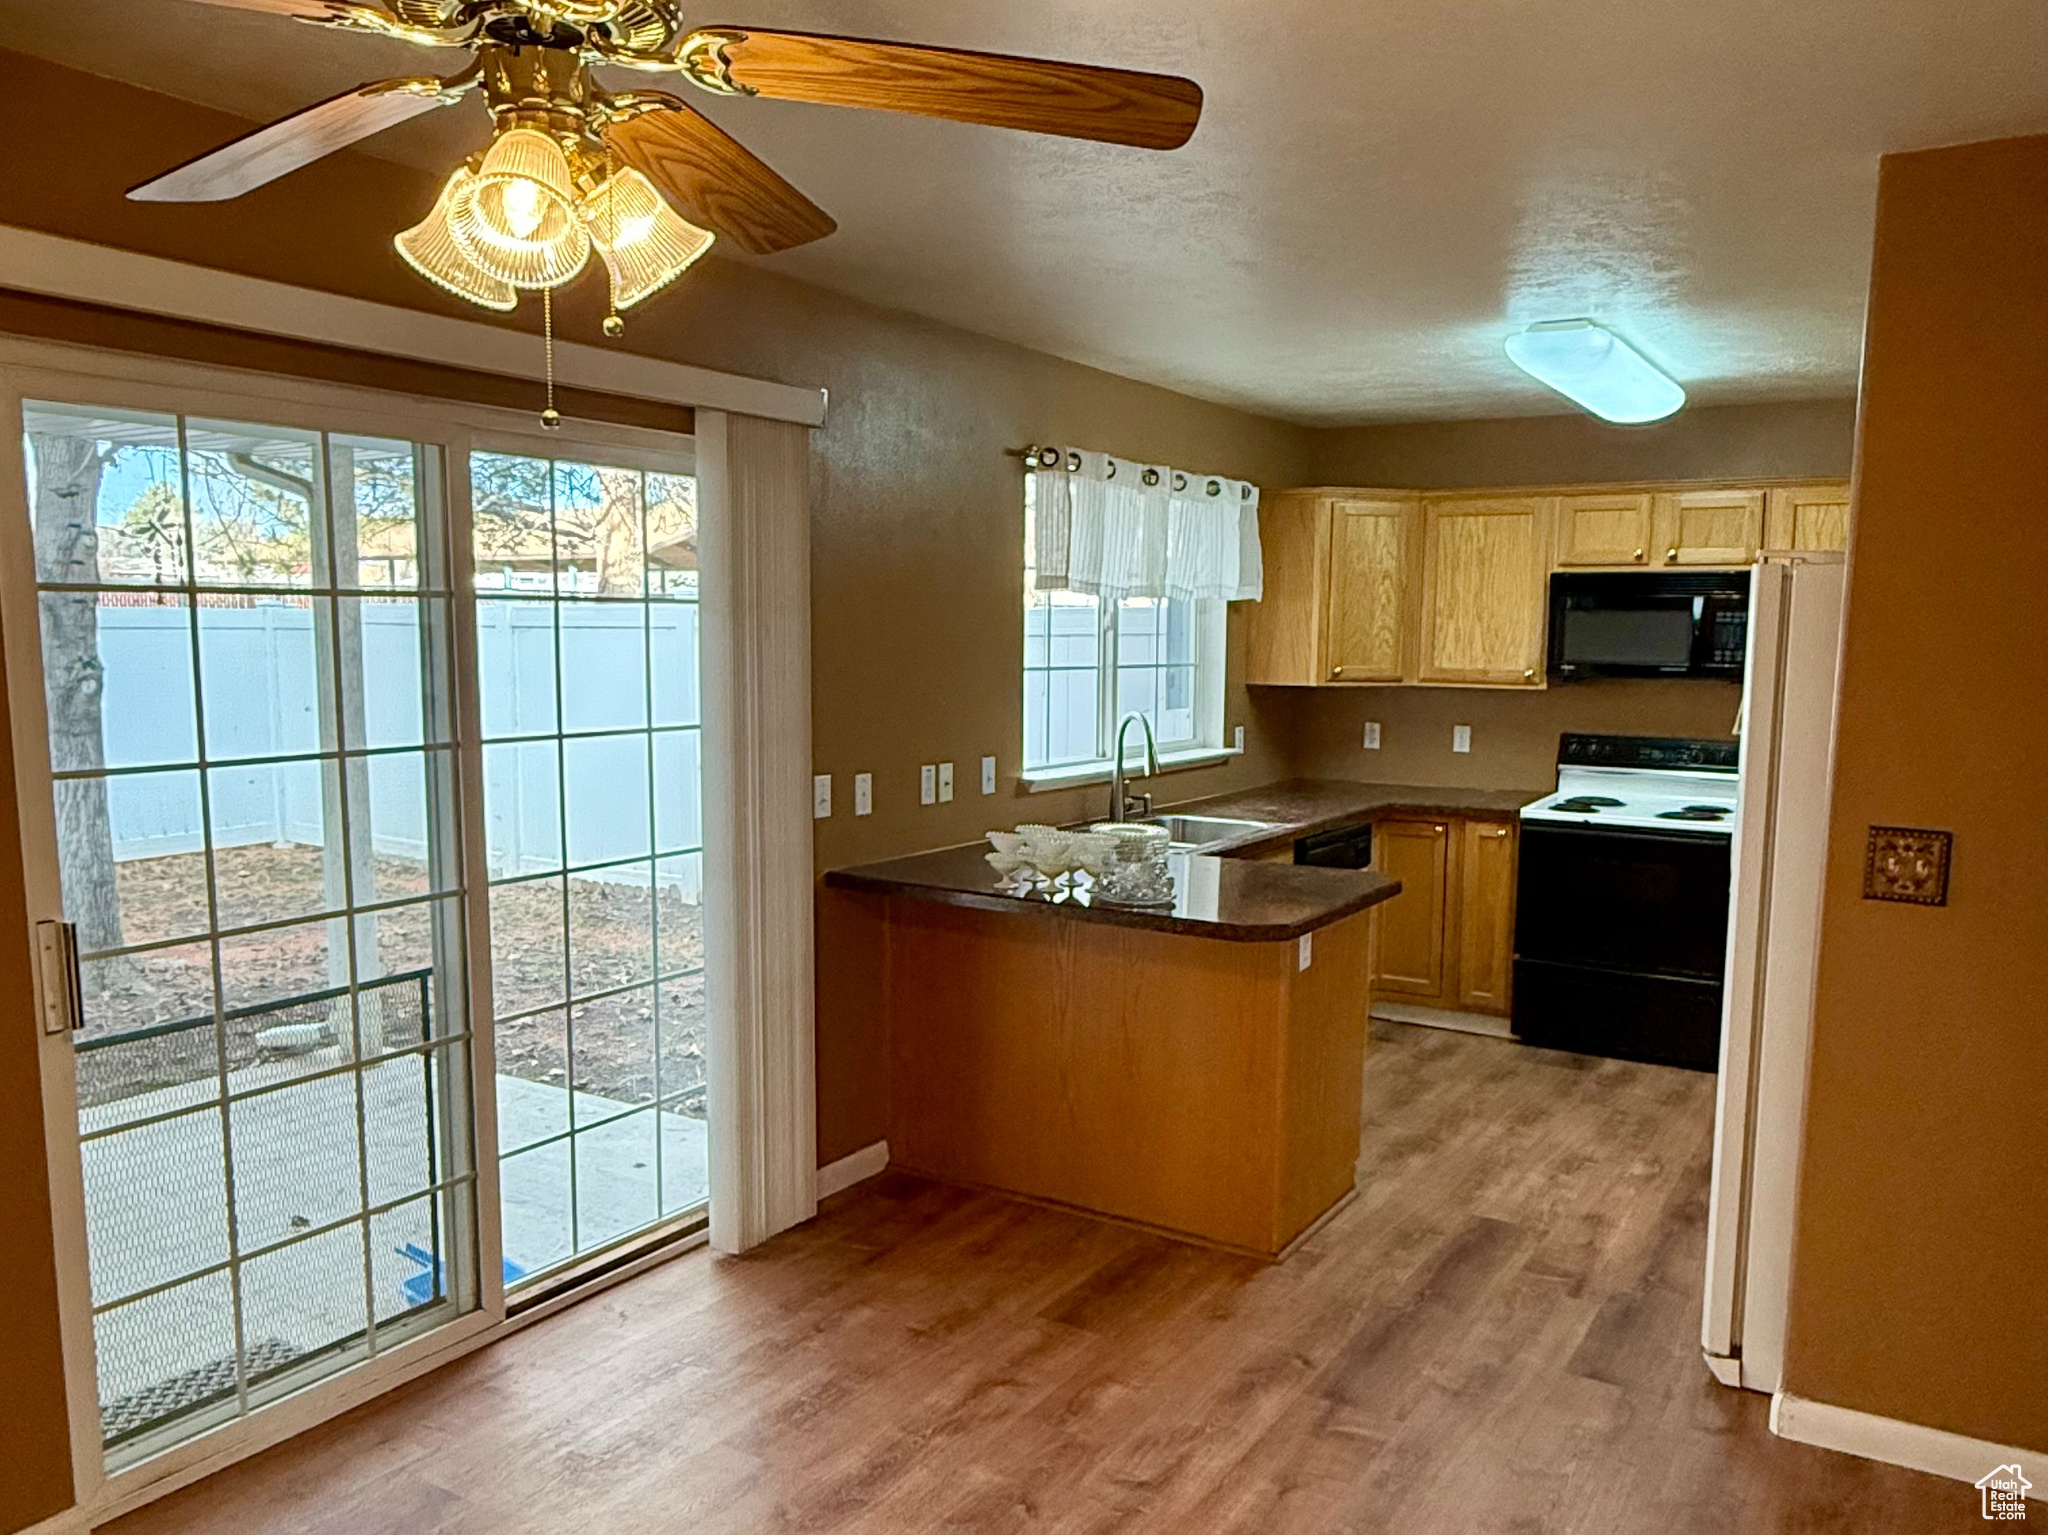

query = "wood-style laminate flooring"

[{"left": 109, "top": 1023, "right": 1971, "bottom": 1534}]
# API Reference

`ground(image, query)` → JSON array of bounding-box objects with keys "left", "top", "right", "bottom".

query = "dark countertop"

[
  {"left": 1153, "top": 778, "right": 1547, "bottom": 857},
  {"left": 824, "top": 842, "right": 1401, "bottom": 944}
]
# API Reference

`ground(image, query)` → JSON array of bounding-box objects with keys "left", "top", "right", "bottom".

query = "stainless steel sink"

[{"left": 1138, "top": 814, "right": 1278, "bottom": 849}]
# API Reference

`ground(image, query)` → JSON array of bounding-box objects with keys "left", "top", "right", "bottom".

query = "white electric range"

[{"left": 1512, "top": 734, "right": 1743, "bottom": 1071}]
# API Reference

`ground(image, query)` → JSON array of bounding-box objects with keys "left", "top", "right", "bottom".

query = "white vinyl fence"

[{"left": 96, "top": 601, "right": 701, "bottom": 895}]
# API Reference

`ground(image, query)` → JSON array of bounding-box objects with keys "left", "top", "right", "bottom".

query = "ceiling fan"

[{"left": 130, "top": 0, "right": 1205, "bottom": 413}]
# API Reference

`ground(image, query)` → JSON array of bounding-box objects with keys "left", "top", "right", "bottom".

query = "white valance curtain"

[{"left": 1031, "top": 446, "right": 1263, "bottom": 604}]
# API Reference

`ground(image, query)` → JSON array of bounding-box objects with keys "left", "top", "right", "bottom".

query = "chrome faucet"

[{"left": 1109, "top": 712, "right": 1160, "bottom": 822}]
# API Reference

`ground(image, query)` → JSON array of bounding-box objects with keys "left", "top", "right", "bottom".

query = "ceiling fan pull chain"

[
  {"left": 541, "top": 286, "right": 562, "bottom": 431},
  {"left": 602, "top": 141, "right": 626, "bottom": 339}
]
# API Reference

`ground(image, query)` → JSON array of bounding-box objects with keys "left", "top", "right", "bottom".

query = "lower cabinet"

[{"left": 1371, "top": 814, "right": 1518, "bottom": 1016}]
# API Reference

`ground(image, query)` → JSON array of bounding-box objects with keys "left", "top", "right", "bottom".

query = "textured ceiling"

[{"left": 8, "top": 0, "right": 2048, "bottom": 424}]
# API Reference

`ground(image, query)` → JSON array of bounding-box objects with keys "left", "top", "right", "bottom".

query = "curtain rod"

[{"left": 1007, "top": 444, "right": 1256, "bottom": 500}]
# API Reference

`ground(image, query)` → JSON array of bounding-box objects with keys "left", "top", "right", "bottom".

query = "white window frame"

[
  {"left": 1020, "top": 476, "right": 1237, "bottom": 790},
  {"left": 0, "top": 337, "right": 747, "bottom": 1526}
]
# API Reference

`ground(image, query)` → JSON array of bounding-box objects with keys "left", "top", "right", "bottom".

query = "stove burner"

[
  {"left": 1553, "top": 796, "right": 1625, "bottom": 812},
  {"left": 1657, "top": 806, "right": 1731, "bottom": 821}
]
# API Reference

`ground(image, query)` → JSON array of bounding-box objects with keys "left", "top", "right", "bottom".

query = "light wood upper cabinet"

[
  {"left": 1658, "top": 488, "right": 1764, "bottom": 566},
  {"left": 1325, "top": 498, "right": 1413, "bottom": 682},
  {"left": 1245, "top": 491, "right": 1419, "bottom": 685},
  {"left": 1419, "top": 497, "right": 1550, "bottom": 686},
  {"left": 1373, "top": 818, "right": 1452, "bottom": 1002},
  {"left": 1555, "top": 492, "right": 1654, "bottom": 567},
  {"left": 1765, "top": 483, "right": 1853, "bottom": 552},
  {"left": 1247, "top": 477, "right": 1851, "bottom": 690},
  {"left": 1455, "top": 819, "right": 1517, "bottom": 1013}
]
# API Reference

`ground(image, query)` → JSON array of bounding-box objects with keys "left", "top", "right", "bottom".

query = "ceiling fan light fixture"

[
  {"left": 452, "top": 127, "right": 592, "bottom": 288},
  {"left": 1504, "top": 320, "right": 1686, "bottom": 425},
  {"left": 395, "top": 167, "right": 519, "bottom": 311},
  {"left": 584, "top": 167, "right": 716, "bottom": 309}
]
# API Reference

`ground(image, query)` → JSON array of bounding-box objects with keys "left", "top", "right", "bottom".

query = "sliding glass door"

[
  {"left": 20, "top": 402, "right": 476, "bottom": 1465},
  {"left": 470, "top": 448, "right": 708, "bottom": 1284},
  {"left": 7, "top": 380, "right": 705, "bottom": 1478}
]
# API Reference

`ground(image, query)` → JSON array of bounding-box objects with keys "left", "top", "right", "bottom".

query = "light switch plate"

[
  {"left": 1364, "top": 722, "right": 1382, "bottom": 750},
  {"left": 1452, "top": 725, "right": 1472, "bottom": 754},
  {"left": 1297, "top": 933, "right": 1313, "bottom": 971},
  {"left": 938, "top": 762, "right": 955, "bottom": 803},
  {"left": 812, "top": 774, "right": 832, "bottom": 819},
  {"left": 980, "top": 756, "right": 996, "bottom": 795},
  {"left": 1234, "top": 725, "right": 1245, "bottom": 752},
  {"left": 854, "top": 773, "right": 873, "bottom": 816},
  {"left": 1864, "top": 826, "right": 1952, "bottom": 905},
  {"left": 919, "top": 765, "right": 936, "bottom": 806}
]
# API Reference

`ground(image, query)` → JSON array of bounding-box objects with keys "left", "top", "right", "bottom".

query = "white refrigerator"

[{"left": 1700, "top": 551, "right": 1848, "bottom": 1393}]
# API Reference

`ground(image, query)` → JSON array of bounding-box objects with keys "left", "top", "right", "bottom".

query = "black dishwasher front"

[{"left": 1295, "top": 823, "right": 1374, "bottom": 869}]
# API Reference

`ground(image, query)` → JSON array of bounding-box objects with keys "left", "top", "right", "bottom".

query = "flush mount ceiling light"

[
  {"left": 126, "top": 2, "right": 1206, "bottom": 426},
  {"left": 1505, "top": 320, "right": 1687, "bottom": 425}
]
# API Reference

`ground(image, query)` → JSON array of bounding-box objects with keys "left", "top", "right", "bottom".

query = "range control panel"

[{"left": 1557, "top": 733, "right": 1739, "bottom": 773}]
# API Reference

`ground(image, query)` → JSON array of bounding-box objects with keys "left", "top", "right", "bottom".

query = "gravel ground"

[{"left": 75, "top": 845, "right": 706, "bottom": 1112}]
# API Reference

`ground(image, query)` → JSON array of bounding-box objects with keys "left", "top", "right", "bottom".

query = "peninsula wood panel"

[
  {"left": 1765, "top": 483, "right": 1854, "bottom": 552},
  {"left": 1455, "top": 818, "right": 1517, "bottom": 1013},
  {"left": 1325, "top": 497, "right": 1413, "bottom": 682},
  {"left": 1660, "top": 488, "right": 1765, "bottom": 566},
  {"left": 1555, "top": 491, "right": 1654, "bottom": 566},
  {"left": 882, "top": 898, "right": 1377, "bottom": 1257},
  {"left": 1372, "top": 818, "right": 1452, "bottom": 1003},
  {"left": 1418, "top": 496, "right": 1550, "bottom": 685}
]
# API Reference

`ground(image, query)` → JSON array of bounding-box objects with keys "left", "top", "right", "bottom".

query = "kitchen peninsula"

[{"left": 827, "top": 832, "right": 1402, "bottom": 1260}]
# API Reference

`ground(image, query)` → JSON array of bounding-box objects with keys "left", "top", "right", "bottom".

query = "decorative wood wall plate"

[{"left": 1863, "top": 826, "right": 1953, "bottom": 906}]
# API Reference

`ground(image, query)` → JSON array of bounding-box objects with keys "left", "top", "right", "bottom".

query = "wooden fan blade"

[
  {"left": 128, "top": 77, "right": 471, "bottom": 203},
  {"left": 606, "top": 97, "right": 836, "bottom": 256},
  {"left": 697, "top": 28, "right": 1202, "bottom": 150},
  {"left": 174, "top": 0, "right": 378, "bottom": 17},
  {"left": 175, "top": 0, "right": 372, "bottom": 17}
]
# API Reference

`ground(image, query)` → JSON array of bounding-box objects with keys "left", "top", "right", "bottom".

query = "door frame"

[{"left": 0, "top": 339, "right": 708, "bottom": 1524}]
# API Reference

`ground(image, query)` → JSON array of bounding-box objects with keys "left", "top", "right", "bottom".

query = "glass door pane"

[
  {"left": 21, "top": 402, "right": 478, "bottom": 1465},
  {"left": 471, "top": 449, "right": 705, "bottom": 1285}
]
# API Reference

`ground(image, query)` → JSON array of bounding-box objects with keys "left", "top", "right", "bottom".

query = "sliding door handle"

[{"left": 36, "top": 920, "right": 83, "bottom": 1036}]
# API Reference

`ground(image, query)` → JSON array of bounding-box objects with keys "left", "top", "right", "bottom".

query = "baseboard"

[
  {"left": 817, "top": 1140, "right": 889, "bottom": 1200},
  {"left": 14, "top": 1507, "right": 89, "bottom": 1535},
  {"left": 1702, "top": 1351, "right": 1742, "bottom": 1389},
  {"left": 1372, "top": 1001, "right": 1517, "bottom": 1040},
  {"left": 1772, "top": 1392, "right": 2046, "bottom": 1502}
]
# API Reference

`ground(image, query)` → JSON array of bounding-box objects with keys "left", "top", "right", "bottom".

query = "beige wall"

[
  {"left": 1309, "top": 399, "right": 1857, "bottom": 489},
  {"left": 1782, "top": 134, "right": 2048, "bottom": 1452},
  {"left": 1271, "top": 398, "right": 1855, "bottom": 795},
  {"left": 0, "top": 55, "right": 1318, "bottom": 1524},
  {"left": 1282, "top": 680, "right": 1743, "bottom": 792}
]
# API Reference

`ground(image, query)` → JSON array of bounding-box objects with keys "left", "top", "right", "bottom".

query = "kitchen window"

[{"left": 1021, "top": 470, "right": 1229, "bottom": 777}]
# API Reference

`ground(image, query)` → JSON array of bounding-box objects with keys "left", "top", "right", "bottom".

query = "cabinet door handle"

[
  {"left": 1522, "top": 668, "right": 1536, "bottom": 681},
  {"left": 1633, "top": 548, "right": 1645, "bottom": 561},
  {"left": 1667, "top": 546, "right": 1679, "bottom": 560},
  {"left": 1480, "top": 827, "right": 1510, "bottom": 839},
  {"left": 1433, "top": 824, "right": 1447, "bottom": 835},
  {"left": 1329, "top": 667, "right": 1342, "bottom": 680}
]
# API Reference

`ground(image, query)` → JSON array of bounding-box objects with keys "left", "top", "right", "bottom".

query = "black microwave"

[{"left": 1547, "top": 571, "right": 1750, "bottom": 681}]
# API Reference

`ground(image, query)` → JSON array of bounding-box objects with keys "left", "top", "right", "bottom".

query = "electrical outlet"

[
  {"left": 1297, "top": 933, "right": 1313, "bottom": 971},
  {"left": 980, "top": 756, "right": 996, "bottom": 795},
  {"left": 1453, "top": 725, "right": 1472, "bottom": 754},
  {"left": 812, "top": 774, "right": 832, "bottom": 819},
  {"left": 938, "top": 762, "right": 955, "bottom": 803},
  {"left": 1234, "top": 725, "right": 1245, "bottom": 752},
  {"left": 854, "top": 773, "right": 873, "bottom": 816},
  {"left": 1363, "top": 721, "right": 1382, "bottom": 750},
  {"left": 919, "top": 765, "right": 936, "bottom": 805}
]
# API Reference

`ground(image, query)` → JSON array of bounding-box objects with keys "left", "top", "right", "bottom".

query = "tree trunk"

[{"left": 30, "top": 434, "right": 126, "bottom": 979}]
